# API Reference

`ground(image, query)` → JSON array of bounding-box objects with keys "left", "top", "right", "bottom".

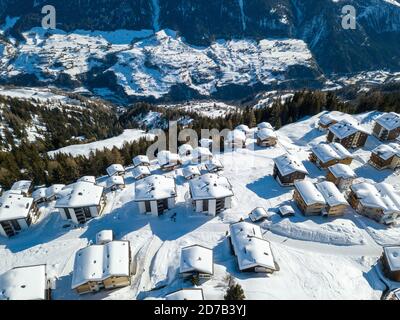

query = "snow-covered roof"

[
  {"left": 32, "top": 188, "right": 47, "bottom": 202},
  {"left": 166, "top": 288, "right": 204, "bottom": 300},
  {"left": 351, "top": 182, "right": 400, "bottom": 214},
  {"left": 294, "top": 180, "right": 326, "bottom": 206},
  {"left": 96, "top": 230, "right": 113, "bottom": 245},
  {"left": 132, "top": 155, "right": 150, "bottom": 167},
  {"left": 192, "top": 147, "right": 212, "bottom": 160},
  {"left": 319, "top": 113, "right": 339, "bottom": 126},
  {"left": 383, "top": 247, "right": 400, "bottom": 272},
  {"left": 0, "top": 265, "right": 47, "bottom": 300},
  {"left": 257, "top": 122, "right": 273, "bottom": 130},
  {"left": 274, "top": 154, "right": 308, "bottom": 176},
  {"left": 279, "top": 205, "right": 295, "bottom": 216},
  {"left": 205, "top": 158, "right": 224, "bottom": 172},
  {"left": 182, "top": 166, "right": 201, "bottom": 179},
  {"left": 189, "top": 173, "right": 233, "bottom": 200},
  {"left": 249, "top": 207, "right": 269, "bottom": 222},
  {"left": 178, "top": 144, "right": 193, "bottom": 156},
  {"left": 72, "top": 240, "right": 130, "bottom": 289},
  {"left": 10, "top": 180, "right": 32, "bottom": 194},
  {"left": 376, "top": 112, "right": 400, "bottom": 131},
  {"left": 45, "top": 184, "right": 66, "bottom": 200},
  {"left": 0, "top": 192, "right": 33, "bottom": 221},
  {"left": 180, "top": 245, "right": 213, "bottom": 275},
  {"left": 311, "top": 142, "right": 352, "bottom": 163},
  {"left": 257, "top": 128, "right": 277, "bottom": 141},
  {"left": 55, "top": 181, "right": 104, "bottom": 208},
  {"left": 235, "top": 124, "right": 250, "bottom": 133},
  {"left": 106, "top": 175, "right": 125, "bottom": 188},
  {"left": 77, "top": 176, "right": 96, "bottom": 184},
  {"left": 132, "top": 166, "right": 151, "bottom": 179},
  {"left": 372, "top": 143, "right": 400, "bottom": 160},
  {"left": 106, "top": 164, "right": 125, "bottom": 176},
  {"left": 328, "top": 120, "right": 366, "bottom": 139},
  {"left": 157, "top": 150, "right": 181, "bottom": 167},
  {"left": 226, "top": 129, "right": 246, "bottom": 143},
  {"left": 229, "top": 221, "right": 276, "bottom": 272},
  {"left": 316, "top": 181, "right": 348, "bottom": 207},
  {"left": 134, "top": 175, "right": 176, "bottom": 201},
  {"left": 328, "top": 164, "right": 357, "bottom": 179}
]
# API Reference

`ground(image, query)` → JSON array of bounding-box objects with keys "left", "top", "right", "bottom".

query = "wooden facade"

[
  {"left": 327, "top": 130, "right": 368, "bottom": 149},
  {"left": 373, "top": 122, "right": 400, "bottom": 142},
  {"left": 293, "top": 190, "right": 325, "bottom": 216},
  {"left": 273, "top": 165, "right": 306, "bottom": 186}
]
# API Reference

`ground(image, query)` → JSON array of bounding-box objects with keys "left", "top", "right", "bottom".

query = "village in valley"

[{"left": 0, "top": 109, "right": 400, "bottom": 301}]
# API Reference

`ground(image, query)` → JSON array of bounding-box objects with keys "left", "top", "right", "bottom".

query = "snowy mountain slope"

[{"left": 0, "top": 111, "right": 398, "bottom": 300}]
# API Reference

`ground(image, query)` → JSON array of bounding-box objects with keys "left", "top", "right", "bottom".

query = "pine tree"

[{"left": 224, "top": 276, "right": 245, "bottom": 300}]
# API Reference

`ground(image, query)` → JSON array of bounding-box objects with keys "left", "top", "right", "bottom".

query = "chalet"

[
  {"left": 45, "top": 184, "right": 66, "bottom": 202},
  {"left": 318, "top": 113, "right": 339, "bottom": 131},
  {"left": 381, "top": 246, "right": 400, "bottom": 282},
  {"left": 256, "top": 128, "right": 278, "bottom": 147},
  {"left": 0, "top": 265, "right": 50, "bottom": 300},
  {"left": 279, "top": 205, "right": 295, "bottom": 217},
  {"left": 77, "top": 176, "right": 96, "bottom": 184},
  {"left": 132, "top": 165, "right": 151, "bottom": 180},
  {"left": 178, "top": 144, "right": 193, "bottom": 157},
  {"left": 273, "top": 154, "right": 308, "bottom": 186},
  {"left": 106, "top": 164, "right": 125, "bottom": 177},
  {"left": 226, "top": 130, "right": 246, "bottom": 149},
  {"left": 373, "top": 112, "right": 400, "bottom": 141},
  {"left": 32, "top": 188, "right": 47, "bottom": 204},
  {"left": 166, "top": 288, "right": 204, "bottom": 300},
  {"left": 105, "top": 176, "right": 125, "bottom": 192},
  {"left": 293, "top": 181, "right": 326, "bottom": 216},
  {"left": 316, "top": 181, "right": 348, "bottom": 216},
  {"left": 157, "top": 150, "right": 182, "bottom": 170},
  {"left": 199, "top": 138, "right": 213, "bottom": 151},
  {"left": 0, "top": 191, "right": 38, "bottom": 238},
  {"left": 205, "top": 158, "right": 224, "bottom": 173},
  {"left": 10, "top": 180, "right": 32, "bottom": 196},
  {"left": 182, "top": 166, "right": 201, "bottom": 180},
  {"left": 369, "top": 143, "right": 400, "bottom": 170},
  {"left": 179, "top": 245, "right": 213, "bottom": 280},
  {"left": 71, "top": 238, "right": 131, "bottom": 295},
  {"left": 191, "top": 147, "right": 213, "bottom": 164},
  {"left": 249, "top": 207, "right": 270, "bottom": 222},
  {"left": 348, "top": 182, "right": 400, "bottom": 225},
  {"left": 189, "top": 173, "right": 233, "bottom": 216},
  {"left": 309, "top": 142, "right": 353, "bottom": 168},
  {"left": 134, "top": 175, "right": 177, "bottom": 216},
  {"left": 229, "top": 221, "right": 277, "bottom": 273},
  {"left": 327, "top": 120, "right": 369, "bottom": 149},
  {"left": 326, "top": 164, "right": 357, "bottom": 191},
  {"left": 55, "top": 181, "right": 105, "bottom": 224},
  {"left": 257, "top": 122, "right": 274, "bottom": 130},
  {"left": 132, "top": 155, "right": 150, "bottom": 168}
]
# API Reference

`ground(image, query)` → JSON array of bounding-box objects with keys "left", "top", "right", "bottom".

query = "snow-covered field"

[
  {"left": 1, "top": 111, "right": 400, "bottom": 300},
  {"left": 48, "top": 129, "right": 153, "bottom": 158}
]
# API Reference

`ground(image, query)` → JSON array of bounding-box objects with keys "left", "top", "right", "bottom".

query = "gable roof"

[
  {"left": 71, "top": 241, "right": 130, "bottom": 289},
  {"left": 45, "top": 184, "right": 66, "bottom": 200},
  {"left": 182, "top": 166, "right": 201, "bottom": 179},
  {"left": 205, "top": 158, "right": 224, "bottom": 172},
  {"left": 311, "top": 142, "right": 353, "bottom": 163},
  {"left": 328, "top": 120, "right": 367, "bottom": 139},
  {"left": 316, "top": 181, "right": 348, "bottom": 207},
  {"left": 10, "top": 180, "right": 32, "bottom": 194},
  {"left": 134, "top": 175, "right": 176, "bottom": 201},
  {"left": 328, "top": 164, "right": 357, "bottom": 179},
  {"left": 132, "top": 155, "right": 150, "bottom": 167},
  {"left": 257, "top": 122, "right": 273, "bottom": 130},
  {"left": 384, "top": 246, "right": 400, "bottom": 272},
  {"left": 376, "top": 112, "right": 400, "bottom": 131},
  {"left": 77, "top": 176, "right": 96, "bottom": 184},
  {"left": 106, "top": 164, "right": 125, "bottom": 176},
  {"left": 0, "top": 265, "right": 47, "bottom": 300},
  {"left": 229, "top": 221, "right": 276, "bottom": 272},
  {"left": 189, "top": 173, "right": 233, "bottom": 200},
  {"left": 294, "top": 180, "right": 326, "bottom": 206},
  {"left": 132, "top": 166, "right": 151, "bottom": 179},
  {"left": 105, "top": 176, "right": 125, "bottom": 189},
  {"left": 55, "top": 181, "right": 104, "bottom": 208},
  {"left": 372, "top": 143, "right": 400, "bottom": 161},
  {"left": 257, "top": 128, "right": 277, "bottom": 140},
  {"left": 274, "top": 154, "right": 308, "bottom": 176},
  {"left": 180, "top": 245, "right": 213, "bottom": 275},
  {"left": 0, "top": 191, "right": 34, "bottom": 221},
  {"left": 32, "top": 188, "right": 47, "bottom": 202}
]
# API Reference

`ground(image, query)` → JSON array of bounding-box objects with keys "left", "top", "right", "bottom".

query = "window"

[
  {"left": 11, "top": 220, "right": 21, "bottom": 231},
  {"left": 83, "top": 207, "right": 91, "bottom": 218},
  {"left": 64, "top": 208, "right": 71, "bottom": 220},
  {"left": 145, "top": 201, "right": 151, "bottom": 212}
]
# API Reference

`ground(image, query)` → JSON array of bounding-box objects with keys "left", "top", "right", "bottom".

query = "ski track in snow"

[
  {"left": 238, "top": 0, "right": 246, "bottom": 31},
  {"left": 151, "top": 0, "right": 160, "bottom": 32}
]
